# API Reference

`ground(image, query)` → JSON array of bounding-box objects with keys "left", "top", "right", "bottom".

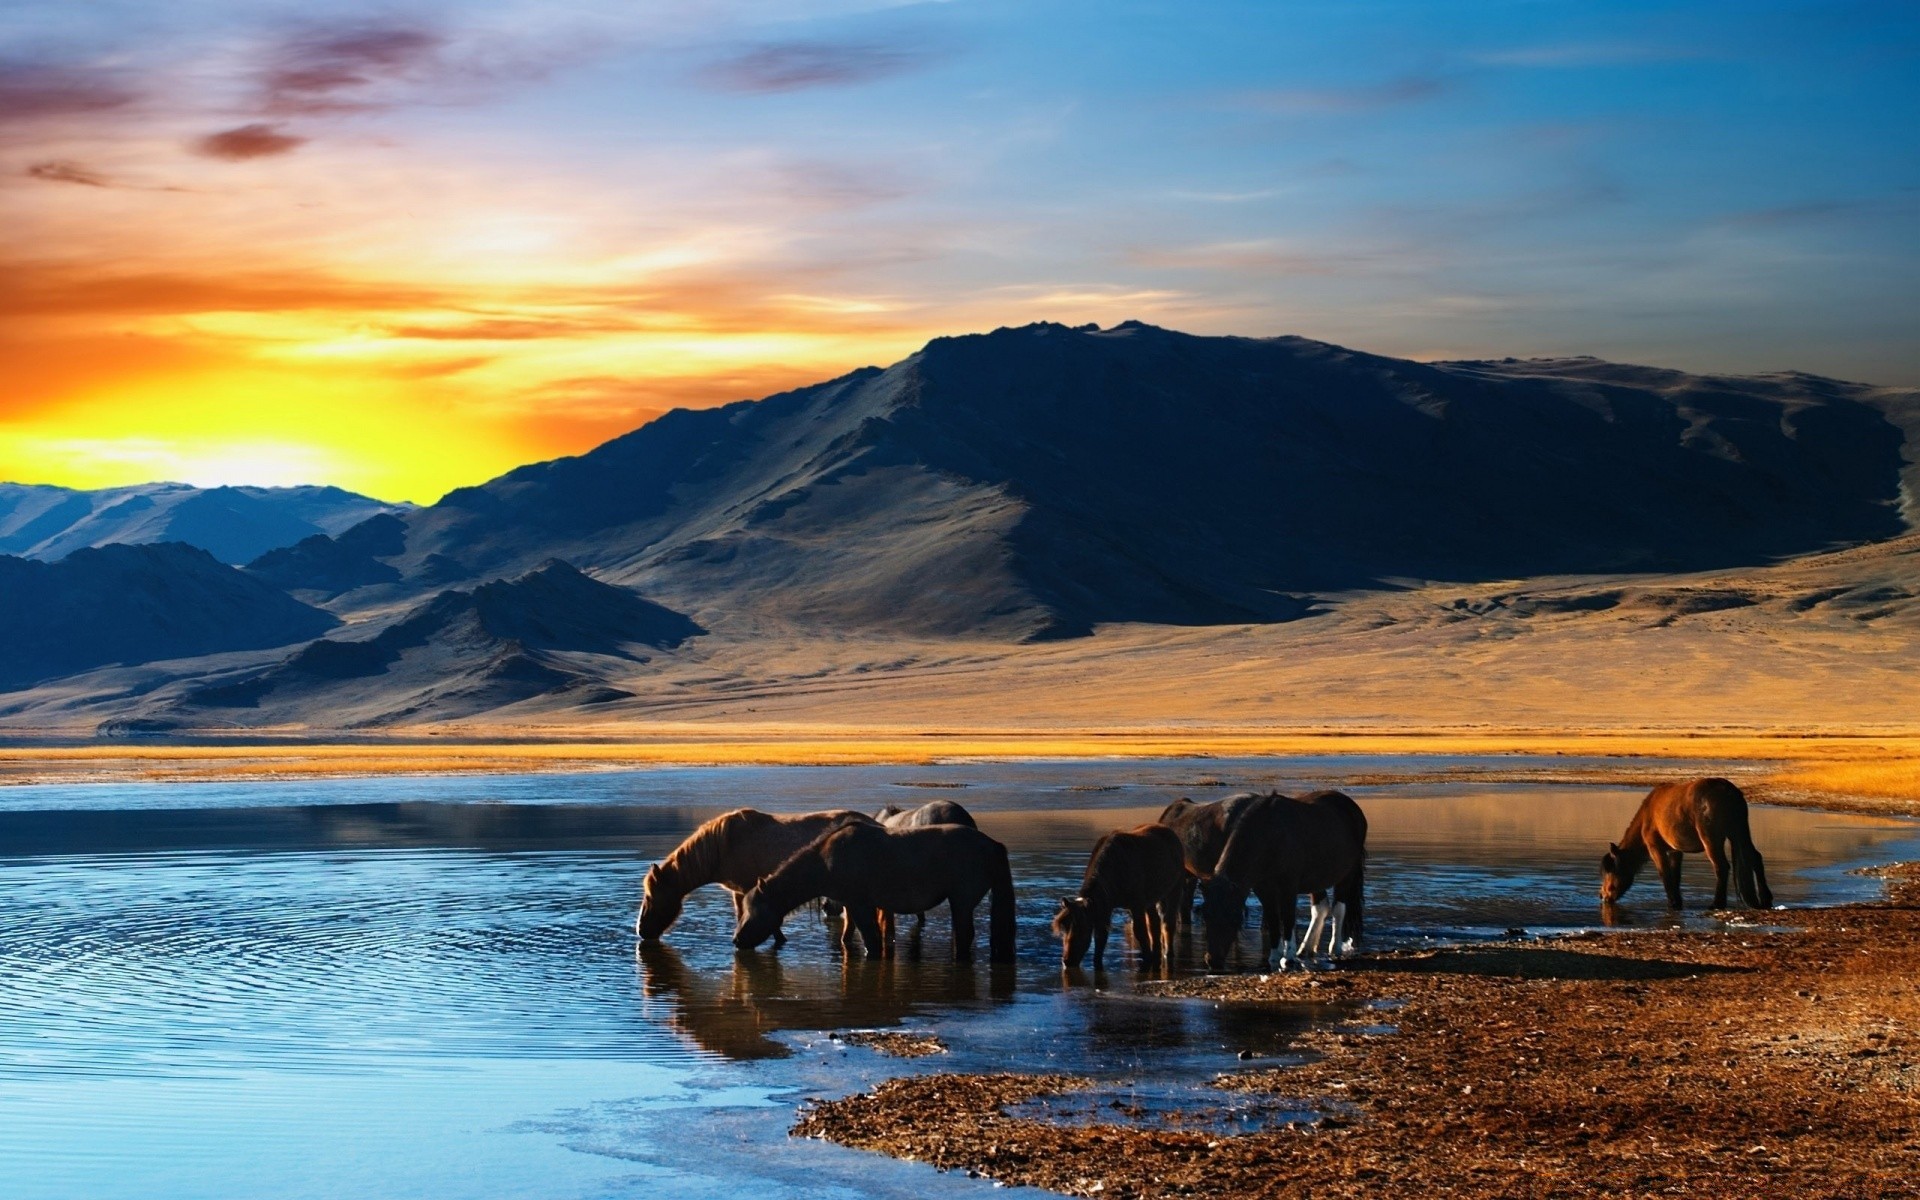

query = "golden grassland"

[{"left": 1, "top": 727, "right": 1915, "bottom": 810}]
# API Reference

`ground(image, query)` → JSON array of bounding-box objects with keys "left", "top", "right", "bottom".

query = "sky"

[{"left": 3, "top": 1, "right": 1916, "bottom": 504}]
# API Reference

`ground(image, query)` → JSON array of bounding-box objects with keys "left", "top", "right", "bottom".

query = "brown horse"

[
  {"left": 734, "top": 822, "right": 1017, "bottom": 963},
  {"left": 1601, "top": 778, "right": 1773, "bottom": 910},
  {"left": 1052, "top": 823, "right": 1187, "bottom": 969},
  {"left": 1156, "top": 793, "right": 1262, "bottom": 927},
  {"left": 636, "top": 808, "right": 874, "bottom": 944},
  {"left": 1203, "top": 790, "right": 1367, "bottom": 972}
]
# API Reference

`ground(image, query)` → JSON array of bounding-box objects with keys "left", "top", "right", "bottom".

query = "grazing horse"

[
  {"left": 734, "top": 823, "right": 1017, "bottom": 963},
  {"left": 1601, "top": 778, "right": 1774, "bottom": 910},
  {"left": 1203, "top": 791, "right": 1368, "bottom": 972},
  {"left": 1052, "top": 823, "right": 1187, "bottom": 969},
  {"left": 1156, "top": 793, "right": 1262, "bottom": 927},
  {"left": 636, "top": 809, "right": 873, "bottom": 944}
]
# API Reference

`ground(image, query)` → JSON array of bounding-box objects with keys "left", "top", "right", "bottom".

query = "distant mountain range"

[
  {"left": 1, "top": 321, "right": 1914, "bottom": 730},
  {"left": 0, "top": 482, "right": 407, "bottom": 565}
]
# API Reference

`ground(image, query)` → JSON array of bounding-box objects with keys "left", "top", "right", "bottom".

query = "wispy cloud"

[
  {"left": 701, "top": 37, "right": 942, "bottom": 93},
  {"left": 261, "top": 24, "right": 445, "bottom": 117},
  {"left": 1470, "top": 42, "right": 1699, "bottom": 68},
  {"left": 1230, "top": 75, "right": 1452, "bottom": 114},
  {"left": 25, "top": 159, "right": 110, "bottom": 187},
  {"left": 195, "top": 123, "right": 306, "bottom": 161},
  {"left": 0, "top": 61, "right": 135, "bottom": 123}
]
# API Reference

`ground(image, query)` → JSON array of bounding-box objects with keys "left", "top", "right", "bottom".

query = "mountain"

[
  {"left": 185, "top": 559, "right": 703, "bottom": 725},
  {"left": 0, "top": 542, "right": 340, "bottom": 690},
  {"left": 0, "top": 482, "right": 409, "bottom": 565},
  {"left": 272, "top": 322, "right": 1914, "bottom": 641}
]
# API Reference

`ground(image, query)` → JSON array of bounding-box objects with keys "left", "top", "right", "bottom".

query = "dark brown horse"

[
  {"left": 1202, "top": 790, "right": 1367, "bottom": 972},
  {"left": 821, "top": 800, "right": 981, "bottom": 935},
  {"left": 1052, "top": 823, "right": 1187, "bottom": 969},
  {"left": 637, "top": 808, "right": 873, "bottom": 944},
  {"left": 1156, "top": 793, "right": 1262, "bottom": 927},
  {"left": 1601, "top": 778, "right": 1773, "bottom": 910},
  {"left": 734, "top": 822, "right": 1017, "bottom": 963}
]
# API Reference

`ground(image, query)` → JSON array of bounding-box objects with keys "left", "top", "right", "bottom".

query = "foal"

[{"left": 1052, "top": 823, "right": 1187, "bottom": 969}]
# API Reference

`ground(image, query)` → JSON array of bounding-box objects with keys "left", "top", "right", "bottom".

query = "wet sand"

[{"left": 797, "top": 869, "right": 1920, "bottom": 1198}]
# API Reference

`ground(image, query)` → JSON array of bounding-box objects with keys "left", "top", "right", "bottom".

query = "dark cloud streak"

[
  {"left": 26, "top": 159, "right": 110, "bottom": 187},
  {"left": 261, "top": 25, "right": 445, "bottom": 116},
  {"left": 703, "top": 38, "right": 941, "bottom": 93},
  {"left": 0, "top": 63, "right": 136, "bottom": 123},
  {"left": 195, "top": 123, "right": 307, "bottom": 160}
]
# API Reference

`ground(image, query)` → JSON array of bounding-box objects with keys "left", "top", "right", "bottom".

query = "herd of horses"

[{"left": 635, "top": 776, "right": 1774, "bottom": 972}]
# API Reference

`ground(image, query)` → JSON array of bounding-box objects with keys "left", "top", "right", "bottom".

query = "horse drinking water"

[
  {"left": 1156, "top": 793, "right": 1261, "bottom": 928},
  {"left": 636, "top": 808, "right": 874, "bottom": 945},
  {"left": 1203, "top": 790, "right": 1368, "bottom": 972},
  {"left": 1600, "top": 777, "right": 1773, "bottom": 910},
  {"left": 734, "top": 822, "right": 1017, "bottom": 963},
  {"left": 1052, "top": 823, "right": 1187, "bottom": 969}
]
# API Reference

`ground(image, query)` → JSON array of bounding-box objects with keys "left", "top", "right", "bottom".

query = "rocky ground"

[{"left": 794, "top": 867, "right": 1920, "bottom": 1198}]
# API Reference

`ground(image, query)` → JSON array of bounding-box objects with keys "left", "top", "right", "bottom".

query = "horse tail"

[
  {"left": 1730, "top": 809, "right": 1772, "bottom": 909},
  {"left": 988, "top": 844, "right": 1017, "bottom": 963},
  {"left": 1339, "top": 852, "right": 1366, "bottom": 940}
]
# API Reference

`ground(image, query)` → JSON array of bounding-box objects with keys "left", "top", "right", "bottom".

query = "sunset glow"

[{"left": 5, "top": 1, "right": 1915, "bottom": 502}]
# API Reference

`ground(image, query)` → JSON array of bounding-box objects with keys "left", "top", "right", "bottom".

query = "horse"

[
  {"left": 1203, "top": 790, "right": 1367, "bottom": 972},
  {"left": 1156, "top": 792, "right": 1263, "bottom": 927},
  {"left": 821, "top": 800, "right": 981, "bottom": 936},
  {"left": 1601, "top": 778, "right": 1773, "bottom": 910},
  {"left": 734, "top": 822, "right": 1017, "bottom": 963},
  {"left": 636, "top": 808, "right": 875, "bottom": 944},
  {"left": 1052, "top": 823, "right": 1187, "bottom": 969}
]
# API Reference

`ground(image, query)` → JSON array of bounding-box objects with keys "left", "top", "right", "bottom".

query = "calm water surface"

[{"left": 2, "top": 758, "right": 1915, "bottom": 1198}]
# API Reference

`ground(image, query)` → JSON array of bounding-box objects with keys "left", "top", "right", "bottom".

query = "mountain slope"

[
  {"left": 186, "top": 559, "right": 704, "bottom": 724},
  {"left": 0, "top": 543, "right": 340, "bottom": 690},
  {"left": 0, "top": 482, "right": 408, "bottom": 564},
  {"left": 281, "top": 322, "right": 1911, "bottom": 640}
]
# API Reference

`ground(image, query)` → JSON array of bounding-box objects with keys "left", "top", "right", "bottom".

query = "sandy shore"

[
  {"left": 2, "top": 731, "right": 1913, "bottom": 820},
  {"left": 797, "top": 868, "right": 1920, "bottom": 1198}
]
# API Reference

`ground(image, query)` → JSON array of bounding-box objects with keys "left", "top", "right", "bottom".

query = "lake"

[{"left": 3, "top": 758, "right": 1914, "bottom": 1198}]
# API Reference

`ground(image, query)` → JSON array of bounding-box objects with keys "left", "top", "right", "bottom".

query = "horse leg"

[
  {"left": 1092, "top": 918, "right": 1109, "bottom": 971},
  {"left": 848, "top": 908, "right": 885, "bottom": 960},
  {"left": 1741, "top": 844, "right": 1774, "bottom": 909},
  {"left": 878, "top": 910, "right": 896, "bottom": 959},
  {"left": 1651, "top": 845, "right": 1683, "bottom": 910},
  {"left": 1328, "top": 901, "right": 1348, "bottom": 958},
  {"left": 1131, "top": 908, "right": 1154, "bottom": 964},
  {"left": 1298, "top": 892, "right": 1329, "bottom": 963},
  {"left": 1703, "top": 836, "right": 1731, "bottom": 910},
  {"left": 950, "top": 902, "right": 976, "bottom": 965}
]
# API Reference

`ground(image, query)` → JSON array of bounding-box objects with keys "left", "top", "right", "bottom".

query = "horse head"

[
  {"left": 1051, "top": 895, "right": 1095, "bottom": 967},
  {"left": 1599, "top": 842, "right": 1636, "bottom": 901},
  {"left": 732, "top": 885, "right": 783, "bottom": 951},
  {"left": 1198, "top": 877, "right": 1248, "bottom": 972},
  {"left": 636, "top": 863, "right": 684, "bottom": 942}
]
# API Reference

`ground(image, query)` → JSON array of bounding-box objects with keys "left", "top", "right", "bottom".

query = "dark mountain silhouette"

[
  {"left": 247, "top": 512, "right": 409, "bottom": 596},
  {"left": 188, "top": 559, "right": 703, "bottom": 723},
  {"left": 0, "top": 482, "right": 407, "bottom": 564},
  {"left": 277, "top": 322, "right": 1910, "bottom": 640},
  {"left": 0, "top": 542, "right": 340, "bottom": 690}
]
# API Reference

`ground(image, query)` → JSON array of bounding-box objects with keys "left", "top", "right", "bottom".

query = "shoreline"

[
  {"left": 1, "top": 732, "right": 1912, "bottom": 818},
  {"left": 795, "top": 869, "right": 1920, "bottom": 1198}
]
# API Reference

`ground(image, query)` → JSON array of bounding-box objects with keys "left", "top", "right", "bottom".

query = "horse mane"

[{"left": 655, "top": 808, "right": 769, "bottom": 890}]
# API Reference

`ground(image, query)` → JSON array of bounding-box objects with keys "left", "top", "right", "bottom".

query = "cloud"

[
  {"left": 25, "top": 159, "right": 111, "bottom": 187},
  {"left": 0, "top": 261, "right": 452, "bottom": 319},
  {"left": 1471, "top": 42, "right": 1698, "bottom": 68},
  {"left": 0, "top": 62, "right": 136, "bottom": 123},
  {"left": 702, "top": 37, "right": 939, "bottom": 93},
  {"left": 262, "top": 24, "right": 445, "bottom": 116},
  {"left": 195, "top": 123, "right": 307, "bottom": 161},
  {"left": 1231, "top": 75, "right": 1452, "bottom": 114}
]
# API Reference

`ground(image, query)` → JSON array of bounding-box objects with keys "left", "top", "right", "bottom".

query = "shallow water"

[{"left": 2, "top": 759, "right": 1915, "bottom": 1197}]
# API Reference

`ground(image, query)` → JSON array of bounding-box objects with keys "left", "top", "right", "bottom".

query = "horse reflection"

[{"left": 634, "top": 942, "right": 990, "bottom": 1061}]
